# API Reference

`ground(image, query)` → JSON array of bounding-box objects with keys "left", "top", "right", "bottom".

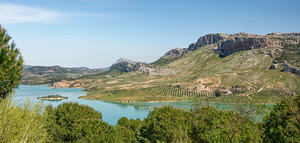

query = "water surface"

[
  {"left": 13, "top": 85, "right": 270, "bottom": 124},
  {"left": 13, "top": 85, "right": 192, "bottom": 125}
]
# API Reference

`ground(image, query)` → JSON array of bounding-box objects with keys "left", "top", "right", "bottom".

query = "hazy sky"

[{"left": 1, "top": 0, "right": 299, "bottom": 68}]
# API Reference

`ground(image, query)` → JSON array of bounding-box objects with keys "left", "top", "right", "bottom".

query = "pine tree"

[{"left": 0, "top": 25, "right": 23, "bottom": 99}]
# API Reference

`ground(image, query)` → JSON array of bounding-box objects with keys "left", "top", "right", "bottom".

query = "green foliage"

[
  {"left": 1, "top": 98, "right": 299, "bottom": 142},
  {"left": 0, "top": 97, "right": 49, "bottom": 142},
  {"left": 263, "top": 95, "right": 300, "bottom": 143},
  {"left": 45, "top": 102, "right": 120, "bottom": 143},
  {"left": 141, "top": 106, "right": 192, "bottom": 143},
  {"left": 190, "top": 107, "right": 262, "bottom": 143},
  {"left": 116, "top": 117, "right": 143, "bottom": 143},
  {"left": 0, "top": 25, "right": 23, "bottom": 98},
  {"left": 215, "top": 89, "right": 221, "bottom": 97}
]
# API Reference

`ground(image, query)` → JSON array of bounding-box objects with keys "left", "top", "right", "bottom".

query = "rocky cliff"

[
  {"left": 188, "top": 33, "right": 229, "bottom": 51},
  {"left": 216, "top": 34, "right": 268, "bottom": 57},
  {"left": 153, "top": 32, "right": 300, "bottom": 76}
]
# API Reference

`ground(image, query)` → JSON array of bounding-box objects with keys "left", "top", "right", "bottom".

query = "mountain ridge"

[{"left": 48, "top": 32, "right": 300, "bottom": 103}]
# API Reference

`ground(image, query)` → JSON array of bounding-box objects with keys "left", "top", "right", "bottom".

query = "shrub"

[
  {"left": 0, "top": 97, "right": 49, "bottom": 142},
  {"left": 215, "top": 89, "right": 221, "bottom": 97}
]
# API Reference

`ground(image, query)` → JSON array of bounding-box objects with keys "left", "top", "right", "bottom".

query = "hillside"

[
  {"left": 53, "top": 32, "right": 300, "bottom": 103},
  {"left": 21, "top": 65, "right": 105, "bottom": 85}
]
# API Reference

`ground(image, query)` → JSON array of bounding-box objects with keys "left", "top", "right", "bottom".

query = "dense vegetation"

[
  {"left": 0, "top": 25, "right": 23, "bottom": 98},
  {"left": 0, "top": 24, "right": 299, "bottom": 142},
  {"left": 1, "top": 97, "right": 299, "bottom": 143},
  {"left": 0, "top": 97, "right": 48, "bottom": 142}
]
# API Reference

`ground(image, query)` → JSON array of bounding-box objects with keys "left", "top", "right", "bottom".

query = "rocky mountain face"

[
  {"left": 188, "top": 33, "right": 229, "bottom": 51},
  {"left": 22, "top": 65, "right": 103, "bottom": 84},
  {"left": 49, "top": 32, "right": 299, "bottom": 97},
  {"left": 109, "top": 32, "right": 300, "bottom": 76},
  {"left": 157, "top": 33, "right": 229, "bottom": 62},
  {"left": 217, "top": 34, "right": 267, "bottom": 57},
  {"left": 154, "top": 32, "right": 300, "bottom": 76}
]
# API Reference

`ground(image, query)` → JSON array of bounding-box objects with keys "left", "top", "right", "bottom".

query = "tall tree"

[{"left": 0, "top": 25, "right": 23, "bottom": 99}]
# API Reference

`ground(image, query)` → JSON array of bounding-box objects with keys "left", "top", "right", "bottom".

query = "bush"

[
  {"left": 215, "top": 89, "right": 221, "bottom": 97},
  {"left": 190, "top": 107, "right": 262, "bottom": 143},
  {"left": 263, "top": 95, "right": 300, "bottom": 143},
  {"left": 45, "top": 102, "right": 120, "bottom": 143},
  {"left": 0, "top": 97, "right": 49, "bottom": 142},
  {"left": 141, "top": 106, "right": 191, "bottom": 143}
]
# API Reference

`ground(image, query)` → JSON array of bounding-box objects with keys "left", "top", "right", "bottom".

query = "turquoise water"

[
  {"left": 13, "top": 85, "right": 271, "bottom": 124},
  {"left": 13, "top": 85, "right": 193, "bottom": 125}
]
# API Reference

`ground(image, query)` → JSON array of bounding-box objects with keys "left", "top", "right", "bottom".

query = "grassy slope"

[{"left": 81, "top": 44, "right": 300, "bottom": 103}]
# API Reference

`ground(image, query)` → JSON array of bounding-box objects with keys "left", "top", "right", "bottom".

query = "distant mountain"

[
  {"left": 113, "top": 58, "right": 137, "bottom": 65},
  {"left": 23, "top": 65, "right": 32, "bottom": 69},
  {"left": 21, "top": 65, "right": 104, "bottom": 85}
]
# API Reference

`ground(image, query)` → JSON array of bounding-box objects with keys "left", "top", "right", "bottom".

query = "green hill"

[
  {"left": 21, "top": 65, "right": 104, "bottom": 85},
  {"left": 54, "top": 32, "right": 300, "bottom": 103}
]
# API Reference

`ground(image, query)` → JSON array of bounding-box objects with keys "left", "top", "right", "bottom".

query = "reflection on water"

[
  {"left": 13, "top": 85, "right": 193, "bottom": 125},
  {"left": 13, "top": 85, "right": 271, "bottom": 124}
]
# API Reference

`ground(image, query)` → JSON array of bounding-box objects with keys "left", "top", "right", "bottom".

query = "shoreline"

[
  {"left": 79, "top": 96, "right": 277, "bottom": 105},
  {"left": 79, "top": 96, "right": 185, "bottom": 103}
]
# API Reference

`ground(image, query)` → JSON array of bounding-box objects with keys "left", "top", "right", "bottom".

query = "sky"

[{"left": 0, "top": 0, "right": 299, "bottom": 68}]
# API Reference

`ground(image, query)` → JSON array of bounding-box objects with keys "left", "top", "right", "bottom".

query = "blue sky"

[{"left": 1, "top": 0, "right": 299, "bottom": 68}]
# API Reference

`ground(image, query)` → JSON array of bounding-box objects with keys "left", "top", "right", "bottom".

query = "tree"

[
  {"left": 0, "top": 25, "right": 23, "bottom": 99},
  {"left": 141, "top": 106, "right": 192, "bottom": 143},
  {"left": 263, "top": 95, "right": 300, "bottom": 143},
  {"left": 45, "top": 102, "right": 120, "bottom": 143},
  {"left": 116, "top": 117, "right": 143, "bottom": 143},
  {"left": 215, "top": 89, "right": 221, "bottom": 97},
  {"left": 190, "top": 107, "right": 262, "bottom": 143}
]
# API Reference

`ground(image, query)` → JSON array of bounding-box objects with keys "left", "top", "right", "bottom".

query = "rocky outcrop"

[
  {"left": 163, "top": 48, "right": 188, "bottom": 58},
  {"left": 282, "top": 61, "right": 300, "bottom": 76},
  {"left": 114, "top": 58, "right": 137, "bottom": 65},
  {"left": 110, "top": 61, "right": 136, "bottom": 72},
  {"left": 217, "top": 34, "right": 268, "bottom": 57},
  {"left": 268, "top": 60, "right": 300, "bottom": 76},
  {"left": 137, "top": 66, "right": 181, "bottom": 76},
  {"left": 267, "top": 32, "right": 300, "bottom": 37},
  {"left": 188, "top": 33, "right": 229, "bottom": 51},
  {"left": 154, "top": 33, "right": 229, "bottom": 64},
  {"left": 269, "top": 64, "right": 279, "bottom": 69}
]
